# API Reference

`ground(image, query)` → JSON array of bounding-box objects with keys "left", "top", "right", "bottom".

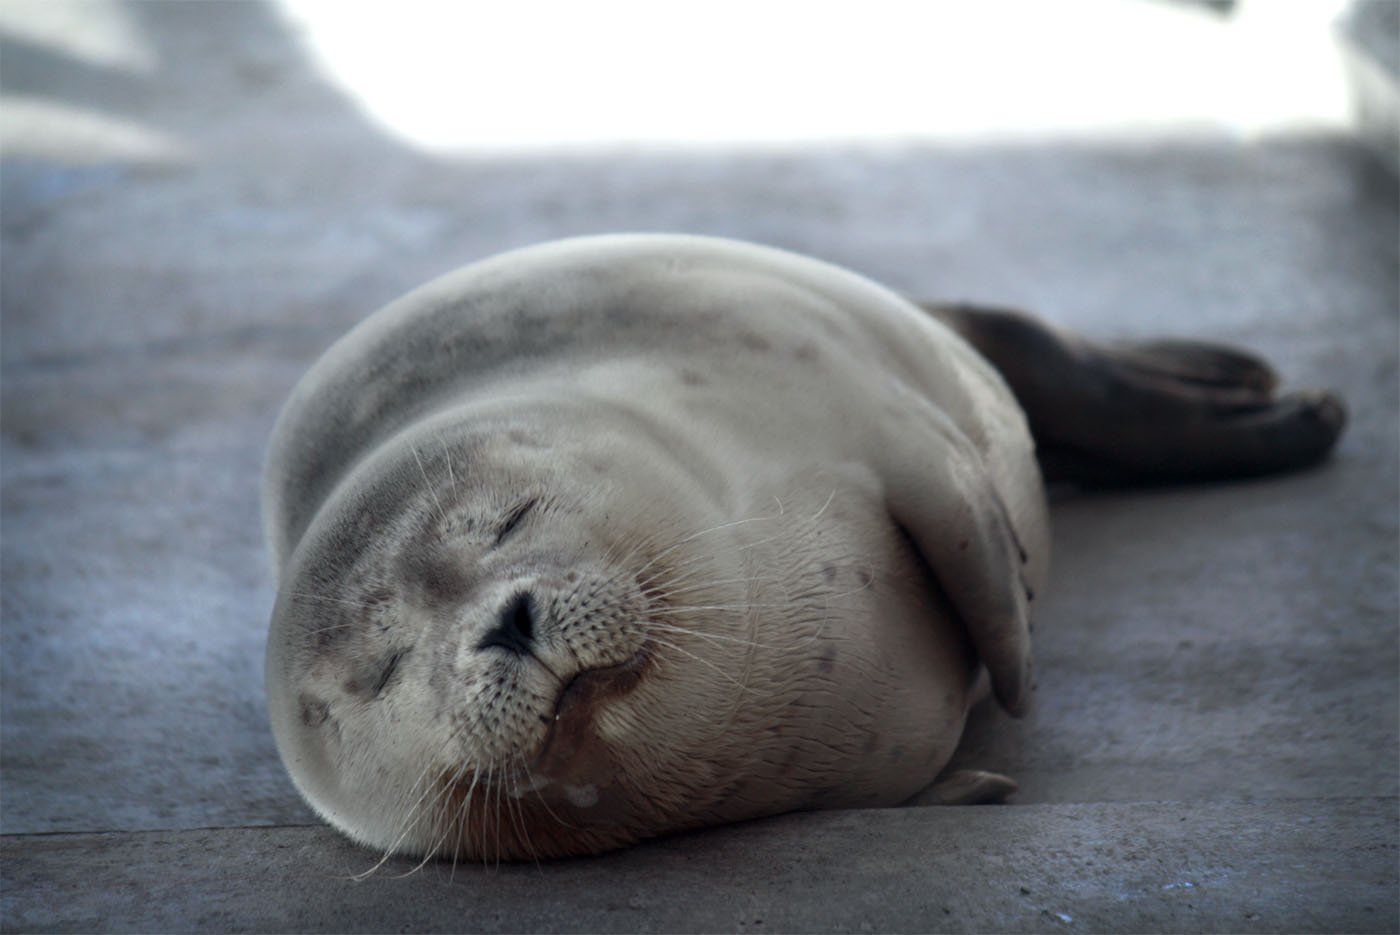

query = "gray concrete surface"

[
  {"left": 2, "top": 2, "right": 1397, "bottom": 932},
  {"left": 5, "top": 800, "right": 1395, "bottom": 934}
]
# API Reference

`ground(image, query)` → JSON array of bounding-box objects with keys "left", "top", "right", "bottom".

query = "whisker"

[
  {"left": 517, "top": 764, "right": 580, "bottom": 839},
  {"left": 359, "top": 713, "right": 482, "bottom": 879},
  {"left": 629, "top": 511, "right": 782, "bottom": 580},
  {"left": 439, "top": 437, "right": 457, "bottom": 491},
  {"left": 498, "top": 763, "right": 535, "bottom": 866},
  {"left": 809, "top": 488, "right": 837, "bottom": 523},
  {"left": 642, "top": 572, "right": 786, "bottom": 596},
  {"left": 490, "top": 762, "right": 506, "bottom": 870},
  {"left": 645, "top": 618, "right": 776, "bottom": 651},
  {"left": 656, "top": 600, "right": 801, "bottom": 614},
  {"left": 288, "top": 591, "right": 380, "bottom": 611},
  {"left": 352, "top": 744, "right": 455, "bottom": 881},
  {"left": 411, "top": 443, "right": 448, "bottom": 523},
  {"left": 300, "top": 623, "right": 355, "bottom": 640},
  {"left": 648, "top": 634, "right": 752, "bottom": 691},
  {"left": 453, "top": 761, "right": 487, "bottom": 863}
]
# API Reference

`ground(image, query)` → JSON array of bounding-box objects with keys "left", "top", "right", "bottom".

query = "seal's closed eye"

[
  {"left": 372, "top": 649, "right": 408, "bottom": 696},
  {"left": 342, "top": 647, "right": 410, "bottom": 698},
  {"left": 493, "top": 498, "right": 539, "bottom": 548}
]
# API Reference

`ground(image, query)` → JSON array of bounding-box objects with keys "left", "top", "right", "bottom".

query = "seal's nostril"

[
  {"left": 478, "top": 592, "right": 535, "bottom": 655},
  {"left": 509, "top": 593, "right": 535, "bottom": 643}
]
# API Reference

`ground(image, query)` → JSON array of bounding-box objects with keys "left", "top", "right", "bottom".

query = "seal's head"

[{"left": 266, "top": 415, "right": 762, "bottom": 861}]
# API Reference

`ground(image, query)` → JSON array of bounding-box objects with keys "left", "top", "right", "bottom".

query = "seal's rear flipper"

[
  {"left": 922, "top": 303, "right": 1348, "bottom": 486},
  {"left": 911, "top": 769, "right": 1018, "bottom": 806}
]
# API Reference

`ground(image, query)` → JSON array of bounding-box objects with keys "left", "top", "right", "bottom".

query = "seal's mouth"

[{"left": 530, "top": 647, "right": 649, "bottom": 775}]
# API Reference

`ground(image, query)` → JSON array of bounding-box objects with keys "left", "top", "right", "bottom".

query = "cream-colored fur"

[{"left": 263, "top": 235, "right": 1048, "bottom": 860}]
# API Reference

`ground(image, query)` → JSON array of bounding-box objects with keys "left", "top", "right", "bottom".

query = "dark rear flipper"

[{"left": 922, "top": 302, "right": 1347, "bottom": 487}]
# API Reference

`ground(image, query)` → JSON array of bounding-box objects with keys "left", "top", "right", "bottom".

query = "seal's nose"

[{"left": 477, "top": 592, "right": 536, "bottom": 656}]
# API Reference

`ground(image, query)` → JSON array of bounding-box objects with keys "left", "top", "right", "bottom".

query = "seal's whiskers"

[
  {"left": 646, "top": 634, "right": 752, "bottom": 691},
  {"left": 410, "top": 443, "right": 449, "bottom": 524}
]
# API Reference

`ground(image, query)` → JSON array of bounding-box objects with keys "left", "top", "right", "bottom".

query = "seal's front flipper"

[
  {"left": 880, "top": 408, "right": 1036, "bottom": 717},
  {"left": 913, "top": 769, "right": 1018, "bottom": 806},
  {"left": 923, "top": 303, "right": 1347, "bottom": 486}
]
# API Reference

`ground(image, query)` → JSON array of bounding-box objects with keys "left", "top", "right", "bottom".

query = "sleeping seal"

[{"left": 262, "top": 234, "right": 1344, "bottom": 861}]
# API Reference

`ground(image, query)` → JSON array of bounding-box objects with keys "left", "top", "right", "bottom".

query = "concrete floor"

[{"left": 2, "top": 2, "right": 1397, "bottom": 932}]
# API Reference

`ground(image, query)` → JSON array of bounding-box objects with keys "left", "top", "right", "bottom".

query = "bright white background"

[{"left": 0, "top": 0, "right": 1353, "bottom": 157}]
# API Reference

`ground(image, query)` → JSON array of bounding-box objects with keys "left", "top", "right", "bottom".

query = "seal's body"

[{"left": 264, "top": 234, "right": 1343, "bottom": 861}]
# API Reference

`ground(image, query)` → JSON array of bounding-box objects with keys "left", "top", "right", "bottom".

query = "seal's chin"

[
  {"left": 424, "top": 648, "right": 656, "bottom": 861},
  {"left": 531, "top": 647, "right": 650, "bottom": 780}
]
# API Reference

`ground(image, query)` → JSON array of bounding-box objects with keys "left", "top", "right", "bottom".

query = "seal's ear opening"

[{"left": 920, "top": 302, "right": 1348, "bottom": 487}]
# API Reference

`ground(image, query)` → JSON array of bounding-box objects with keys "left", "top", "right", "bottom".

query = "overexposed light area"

[
  {"left": 0, "top": 0, "right": 185, "bottom": 165},
  {"left": 275, "top": 0, "right": 1351, "bottom": 152},
  {"left": 0, "top": 0, "right": 153, "bottom": 71},
  {"left": 0, "top": 96, "right": 191, "bottom": 165}
]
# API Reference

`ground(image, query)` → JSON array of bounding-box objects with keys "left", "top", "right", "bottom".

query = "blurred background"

[{"left": 0, "top": 1, "right": 1380, "bottom": 153}]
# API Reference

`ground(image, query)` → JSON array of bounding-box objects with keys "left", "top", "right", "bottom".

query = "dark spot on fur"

[
  {"left": 679, "top": 368, "right": 708, "bottom": 387},
  {"left": 299, "top": 693, "right": 329, "bottom": 728},
  {"left": 856, "top": 569, "right": 873, "bottom": 588},
  {"left": 739, "top": 332, "right": 770, "bottom": 353},
  {"left": 508, "top": 429, "right": 550, "bottom": 449},
  {"left": 821, "top": 564, "right": 838, "bottom": 584},
  {"left": 360, "top": 586, "right": 394, "bottom": 607},
  {"left": 399, "top": 549, "right": 473, "bottom": 606},
  {"left": 422, "top": 560, "right": 468, "bottom": 603},
  {"left": 313, "top": 499, "right": 385, "bottom": 575},
  {"left": 815, "top": 648, "right": 837, "bottom": 674},
  {"left": 793, "top": 342, "right": 819, "bottom": 363}
]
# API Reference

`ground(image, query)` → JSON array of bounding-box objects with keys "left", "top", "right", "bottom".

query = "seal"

[{"left": 263, "top": 234, "right": 1344, "bottom": 862}]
